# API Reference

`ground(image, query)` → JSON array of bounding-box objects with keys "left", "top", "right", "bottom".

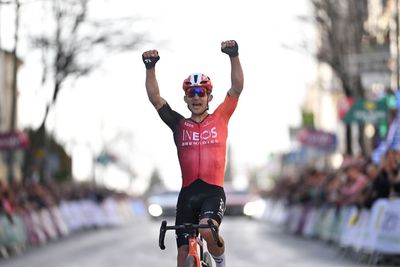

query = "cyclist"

[{"left": 142, "top": 40, "right": 243, "bottom": 267}]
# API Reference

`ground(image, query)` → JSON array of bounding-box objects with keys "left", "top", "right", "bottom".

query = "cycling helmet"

[{"left": 182, "top": 73, "right": 213, "bottom": 92}]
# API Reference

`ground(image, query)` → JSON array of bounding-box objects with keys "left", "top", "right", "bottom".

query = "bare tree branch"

[
  {"left": 311, "top": 0, "right": 368, "bottom": 97},
  {"left": 28, "top": 0, "right": 147, "bottom": 129}
]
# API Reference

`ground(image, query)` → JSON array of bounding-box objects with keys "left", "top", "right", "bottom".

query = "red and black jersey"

[{"left": 158, "top": 94, "right": 238, "bottom": 188}]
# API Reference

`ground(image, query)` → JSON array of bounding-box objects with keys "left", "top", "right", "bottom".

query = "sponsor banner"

[
  {"left": 297, "top": 128, "right": 337, "bottom": 151},
  {"left": 344, "top": 98, "right": 388, "bottom": 124},
  {"left": 0, "top": 131, "right": 30, "bottom": 151},
  {"left": 369, "top": 199, "right": 400, "bottom": 254}
]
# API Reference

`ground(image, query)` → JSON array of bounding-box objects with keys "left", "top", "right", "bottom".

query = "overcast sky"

[{"left": 1, "top": 0, "right": 317, "bottom": 192}]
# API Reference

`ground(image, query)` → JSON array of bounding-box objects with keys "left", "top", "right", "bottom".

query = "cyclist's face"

[{"left": 184, "top": 90, "right": 212, "bottom": 115}]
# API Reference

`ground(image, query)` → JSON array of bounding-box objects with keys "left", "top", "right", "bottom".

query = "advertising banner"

[
  {"left": 297, "top": 128, "right": 337, "bottom": 151},
  {"left": 0, "top": 131, "right": 30, "bottom": 151},
  {"left": 344, "top": 98, "right": 388, "bottom": 124}
]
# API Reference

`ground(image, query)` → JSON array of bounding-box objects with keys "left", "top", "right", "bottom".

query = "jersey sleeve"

[
  {"left": 213, "top": 93, "right": 239, "bottom": 122},
  {"left": 158, "top": 103, "right": 184, "bottom": 132}
]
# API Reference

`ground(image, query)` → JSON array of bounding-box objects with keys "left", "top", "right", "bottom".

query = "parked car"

[
  {"left": 225, "top": 189, "right": 260, "bottom": 217},
  {"left": 146, "top": 191, "right": 179, "bottom": 219}
]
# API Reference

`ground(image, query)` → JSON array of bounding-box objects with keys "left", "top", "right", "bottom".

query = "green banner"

[{"left": 344, "top": 98, "right": 388, "bottom": 124}]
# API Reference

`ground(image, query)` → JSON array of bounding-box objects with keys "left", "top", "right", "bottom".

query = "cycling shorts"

[{"left": 175, "top": 179, "right": 226, "bottom": 248}]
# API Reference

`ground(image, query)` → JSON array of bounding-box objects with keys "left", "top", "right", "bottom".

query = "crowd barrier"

[
  {"left": 260, "top": 198, "right": 400, "bottom": 265},
  {"left": 0, "top": 197, "right": 146, "bottom": 258}
]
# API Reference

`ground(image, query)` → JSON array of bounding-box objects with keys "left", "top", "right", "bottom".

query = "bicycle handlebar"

[
  {"left": 159, "top": 221, "right": 167, "bottom": 250},
  {"left": 159, "top": 219, "right": 223, "bottom": 250}
]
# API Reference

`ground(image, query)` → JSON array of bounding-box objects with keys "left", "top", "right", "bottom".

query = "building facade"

[{"left": 0, "top": 50, "right": 23, "bottom": 182}]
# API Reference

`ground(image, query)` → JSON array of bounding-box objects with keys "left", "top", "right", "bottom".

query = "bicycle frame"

[
  {"left": 159, "top": 219, "right": 223, "bottom": 267},
  {"left": 187, "top": 229, "right": 204, "bottom": 266}
]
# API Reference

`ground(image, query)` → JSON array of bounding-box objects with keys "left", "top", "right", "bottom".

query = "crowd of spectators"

[
  {"left": 269, "top": 149, "right": 400, "bottom": 211},
  {"left": 0, "top": 179, "right": 144, "bottom": 258},
  {"left": 263, "top": 149, "right": 400, "bottom": 265}
]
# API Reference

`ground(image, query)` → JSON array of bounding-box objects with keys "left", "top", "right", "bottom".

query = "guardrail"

[
  {"left": 257, "top": 197, "right": 400, "bottom": 265},
  {"left": 0, "top": 197, "right": 146, "bottom": 258}
]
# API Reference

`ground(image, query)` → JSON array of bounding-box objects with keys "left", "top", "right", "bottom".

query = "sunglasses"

[{"left": 186, "top": 87, "right": 208, "bottom": 98}]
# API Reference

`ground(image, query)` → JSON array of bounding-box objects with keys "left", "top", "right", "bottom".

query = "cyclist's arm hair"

[
  {"left": 145, "top": 68, "right": 166, "bottom": 110},
  {"left": 228, "top": 56, "right": 244, "bottom": 98}
]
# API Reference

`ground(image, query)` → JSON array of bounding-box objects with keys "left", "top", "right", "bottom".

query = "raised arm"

[
  {"left": 142, "top": 49, "right": 166, "bottom": 110},
  {"left": 221, "top": 40, "right": 244, "bottom": 98}
]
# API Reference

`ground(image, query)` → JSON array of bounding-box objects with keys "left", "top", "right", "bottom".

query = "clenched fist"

[
  {"left": 142, "top": 50, "right": 160, "bottom": 69},
  {"left": 221, "top": 40, "right": 239, "bottom": 57}
]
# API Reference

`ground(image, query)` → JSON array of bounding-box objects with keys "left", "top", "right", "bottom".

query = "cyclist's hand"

[
  {"left": 221, "top": 40, "right": 238, "bottom": 57},
  {"left": 142, "top": 50, "right": 160, "bottom": 69}
]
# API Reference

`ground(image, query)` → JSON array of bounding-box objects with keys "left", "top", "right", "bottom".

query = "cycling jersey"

[{"left": 158, "top": 94, "right": 238, "bottom": 188}]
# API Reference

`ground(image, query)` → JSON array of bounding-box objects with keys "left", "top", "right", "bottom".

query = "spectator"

[
  {"left": 325, "top": 172, "right": 343, "bottom": 207},
  {"left": 339, "top": 165, "right": 368, "bottom": 206},
  {"left": 362, "top": 162, "right": 390, "bottom": 209}
]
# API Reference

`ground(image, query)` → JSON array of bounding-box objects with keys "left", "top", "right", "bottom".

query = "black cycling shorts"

[{"left": 175, "top": 179, "right": 226, "bottom": 248}]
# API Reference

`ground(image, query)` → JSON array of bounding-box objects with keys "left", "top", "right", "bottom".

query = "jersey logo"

[
  {"left": 217, "top": 198, "right": 225, "bottom": 219},
  {"left": 181, "top": 127, "right": 219, "bottom": 147},
  {"left": 184, "top": 121, "right": 194, "bottom": 128},
  {"left": 182, "top": 127, "right": 217, "bottom": 141}
]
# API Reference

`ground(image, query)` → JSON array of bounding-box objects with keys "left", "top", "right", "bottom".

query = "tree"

[
  {"left": 310, "top": 0, "right": 369, "bottom": 155},
  {"left": 33, "top": 0, "right": 146, "bottom": 130},
  {"left": 25, "top": 0, "right": 147, "bottom": 180},
  {"left": 145, "top": 168, "right": 165, "bottom": 197}
]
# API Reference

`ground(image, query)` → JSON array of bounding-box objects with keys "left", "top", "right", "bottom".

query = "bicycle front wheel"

[
  {"left": 184, "top": 255, "right": 197, "bottom": 267},
  {"left": 202, "top": 252, "right": 213, "bottom": 267}
]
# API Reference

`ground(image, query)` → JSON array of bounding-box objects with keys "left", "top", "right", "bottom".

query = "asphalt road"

[{"left": 0, "top": 217, "right": 374, "bottom": 267}]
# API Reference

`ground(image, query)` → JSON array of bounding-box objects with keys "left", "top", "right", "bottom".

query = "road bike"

[{"left": 159, "top": 219, "right": 223, "bottom": 267}]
